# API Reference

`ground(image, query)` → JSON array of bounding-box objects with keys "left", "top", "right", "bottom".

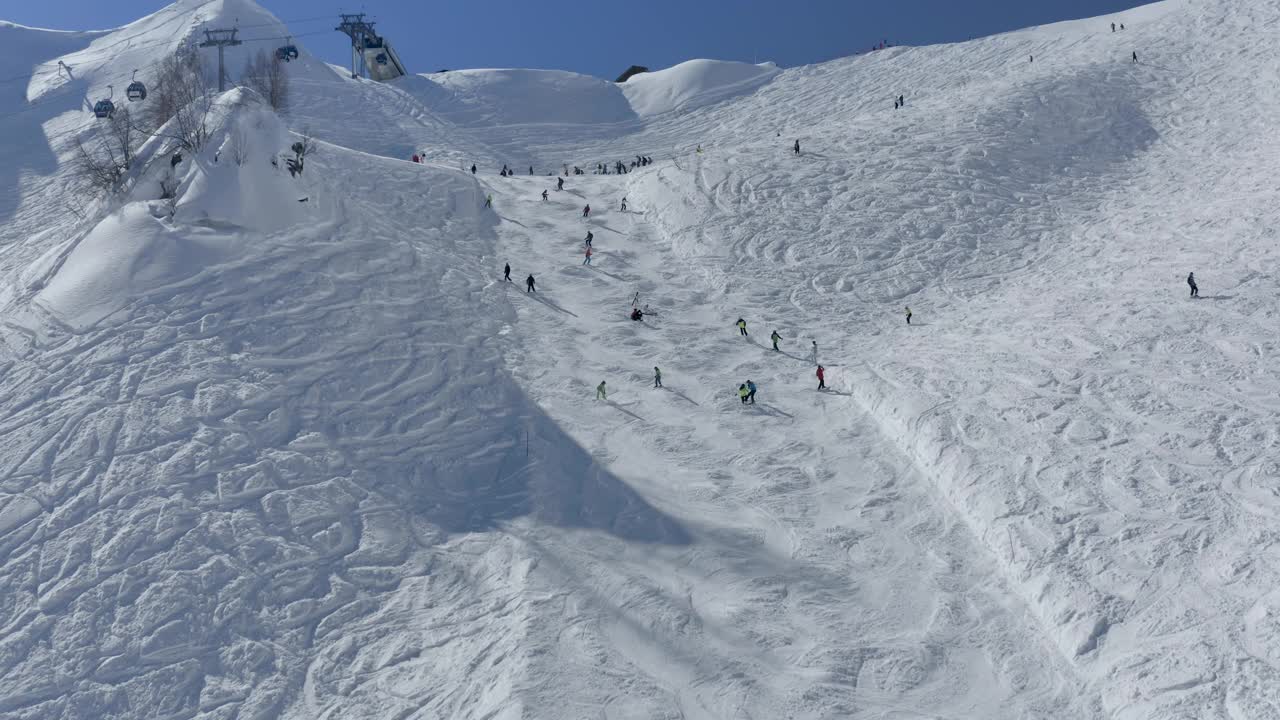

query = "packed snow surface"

[{"left": 1, "top": 0, "right": 1279, "bottom": 718}]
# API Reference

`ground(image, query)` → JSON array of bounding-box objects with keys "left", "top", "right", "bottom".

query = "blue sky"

[{"left": 7, "top": 0, "right": 1151, "bottom": 78}]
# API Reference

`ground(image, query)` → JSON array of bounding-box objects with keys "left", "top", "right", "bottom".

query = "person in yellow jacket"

[
  {"left": 905, "top": 306, "right": 913, "bottom": 325},
  {"left": 596, "top": 381, "right": 607, "bottom": 400},
  {"left": 737, "top": 384, "right": 749, "bottom": 404},
  {"left": 736, "top": 318, "right": 748, "bottom": 337}
]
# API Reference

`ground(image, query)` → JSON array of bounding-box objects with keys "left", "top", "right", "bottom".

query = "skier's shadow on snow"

[
  {"left": 524, "top": 292, "right": 579, "bottom": 317},
  {"left": 499, "top": 215, "right": 530, "bottom": 228},
  {"left": 662, "top": 387, "right": 700, "bottom": 406},
  {"left": 819, "top": 389, "right": 853, "bottom": 397},
  {"left": 752, "top": 403, "right": 794, "bottom": 419},
  {"left": 1197, "top": 295, "right": 1234, "bottom": 301},
  {"left": 605, "top": 400, "right": 646, "bottom": 422},
  {"left": 587, "top": 267, "right": 627, "bottom": 281}
]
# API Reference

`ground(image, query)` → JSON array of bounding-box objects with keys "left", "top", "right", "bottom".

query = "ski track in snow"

[{"left": 1, "top": 0, "right": 1279, "bottom": 717}]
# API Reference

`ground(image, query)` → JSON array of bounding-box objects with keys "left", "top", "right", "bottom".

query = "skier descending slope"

[
  {"left": 583, "top": 247, "right": 593, "bottom": 266},
  {"left": 771, "top": 330, "right": 783, "bottom": 351},
  {"left": 905, "top": 306, "right": 913, "bottom": 325},
  {"left": 504, "top": 263, "right": 511, "bottom": 282},
  {"left": 737, "top": 318, "right": 749, "bottom": 336},
  {"left": 542, "top": 190, "right": 549, "bottom": 201},
  {"left": 817, "top": 365, "right": 826, "bottom": 390},
  {"left": 1188, "top": 272, "right": 1199, "bottom": 297},
  {"left": 526, "top": 274, "right": 536, "bottom": 293},
  {"left": 596, "top": 381, "right": 607, "bottom": 400},
  {"left": 585, "top": 231, "right": 594, "bottom": 248},
  {"left": 583, "top": 204, "right": 591, "bottom": 218},
  {"left": 653, "top": 367, "right": 662, "bottom": 388}
]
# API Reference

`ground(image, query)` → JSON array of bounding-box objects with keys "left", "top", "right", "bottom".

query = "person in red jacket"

[
  {"left": 411, "top": 154, "right": 420, "bottom": 163},
  {"left": 816, "top": 365, "right": 826, "bottom": 390}
]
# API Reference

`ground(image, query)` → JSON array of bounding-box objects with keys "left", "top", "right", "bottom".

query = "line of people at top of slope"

[{"left": 464, "top": 157, "right": 656, "bottom": 179}]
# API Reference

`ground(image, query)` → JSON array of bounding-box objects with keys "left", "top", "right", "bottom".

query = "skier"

[
  {"left": 816, "top": 365, "right": 826, "bottom": 390},
  {"left": 583, "top": 247, "right": 593, "bottom": 265},
  {"left": 583, "top": 204, "right": 591, "bottom": 218},
  {"left": 1132, "top": 51, "right": 1138, "bottom": 63},
  {"left": 542, "top": 189, "right": 549, "bottom": 201},
  {"left": 1111, "top": 22, "right": 1116, "bottom": 32},
  {"left": 526, "top": 274, "right": 536, "bottom": 293},
  {"left": 620, "top": 197, "right": 628, "bottom": 211},
  {"left": 557, "top": 177, "right": 564, "bottom": 191},
  {"left": 471, "top": 164, "right": 477, "bottom": 174},
  {"left": 793, "top": 139, "right": 800, "bottom": 154},
  {"left": 504, "top": 262, "right": 512, "bottom": 282},
  {"left": 411, "top": 154, "right": 419, "bottom": 163},
  {"left": 485, "top": 194, "right": 493, "bottom": 209},
  {"left": 1187, "top": 272, "right": 1199, "bottom": 298},
  {"left": 905, "top": 306, "right": 913, "bottom": 325},
  {"left": 631, "top": 308, "right": 644, "bottom": 321},
  {"left": 501, "top": 164, "right": 509, "bottom": 175},
  {"left": 738, "top": 384, "right": 749, "bottom": 404},
  {"left": 529, "top": 166, "right": 534, "bottom": 175},
  {"left": 585, "top": 231, "right": 594, "bottom": 248},
  {"left": 596, "top": 381, "right": 607, "bottom": 401},
  {"left": 770, "top": 329, "right": 783, "bottom": 351},
  {"left": 654, "top": 367, "right": 663, "bottom": 388},
  {"left": 736, "top": 318, "right": 748, "bottom": 336},
  {"left": 746, "top": 380, "right": 757, "bottom": 404}
]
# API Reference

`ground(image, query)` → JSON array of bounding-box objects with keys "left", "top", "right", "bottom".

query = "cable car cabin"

[
  {"left": 93, "top": 99, "right": 115, "bottom": 119},
  {"left": 126, "top": 81, "right": 146, "bottom": 101},
  {"left": 275, "top": 45, "right": 299, "bottom": 62}
]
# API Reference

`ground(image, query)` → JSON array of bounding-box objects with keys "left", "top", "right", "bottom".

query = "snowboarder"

[
  {"left": 746, "top": 380, "right": 757, "bottom": 404},
  {"left": 770, "top": 330, "right": 783, "bottom": 351},
  {"left": 583, "top": 247, "right": 593, "bottom": 265},
  {"left": 793, "top": 139, "right": 800, "bottom": 154},
  {"left": 620, "top": 197, "right": 628, "bottom": 211},
  {"left": 1187, "top": 272, "right": 1199, "bottom": 298},
  {"left": 542, "top": 189, "right": 549, "bottom": 201},
  {"left": 597, "top": 381, "right": 607, "bottom": 400},
  {"left": 484, "top": 194, "right": 493, "bottom": 208},
  {"left": 557, "top": 177, "right": 564, "bottom": 191},
  {"left": 1132, "top": 51, "right": 1138, "bottom": 63},
  {"left": 504, "top": 263, "right": 511, "bottom": 282},
  {"left": 583, "top": 204, "right": 591, "bottom": 218},
  {"left": 905, "top": 306, "right": 913, "bottom": 325},
  {"left": 736, "top": 318, "right": 748, "bottom": 336},
  {"left": 738, "top": 384, "right": 749, "bottom": 404},
  {"left": 817, "top": 365, "right": 826, "bottom": 390},
  {"left": 526, "top": 274, "right": 536, "bottom": 293},
  {"left": 653, "top": 367, "right": 662, "bottom": 388},
  {"left": 471, "top": 164, "right": 477, "bottom": 174},
  {"left": 585, "top": 231, "right": 594, "bottom": 248}
]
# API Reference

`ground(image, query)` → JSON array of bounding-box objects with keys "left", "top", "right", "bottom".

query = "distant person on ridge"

[
  {"left": 529, "top": 166, "right": 534, "bottom": 175},
  {"left": 526, "top": 274, "right": 536, "bottom": 293},
  {"left": 817, "top": 365, "right": 826, "bottom": 390},
  {"left": 771, "top": 330, "right": 783, "bottom": 351},
  {"left": 504, "top": 263, "right": 511, "bottom": 282},
  {"left": 597, "top": 381, "right": 607, "bottom": 400},
  {"left": 737, "top": 318, "right": 749, "bottom": 336},
  {"left": 1111, "top": 22, "right": 1116, "bottom": 32},
  {"left": 411, "top": 154, "right": 419, "bottom": 163},
  {"left": 1187, "top": 272, "right": 1199, "bottom": 298}
]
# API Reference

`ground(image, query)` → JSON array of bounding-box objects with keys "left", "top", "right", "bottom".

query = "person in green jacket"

[
  {"left": 736, "top": 318, "right": 748, "bottom": 337},
  {"left": 596, "top": 381, "right": 607, "bottom": 400},
  {"left": 737, "top": 384, "right": 749, "bottom": 404},
  {"left": 653, "top": 367, "right": 662, "bottom": 388},
  {"left": 770, "top": 330, "right": 782, "bottom": 351},
  {"left": 905, "top": 306, "right": 913, "bottom": 325}
]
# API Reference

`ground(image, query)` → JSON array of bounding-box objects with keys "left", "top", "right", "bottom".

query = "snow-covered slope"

[{"left": 2, "top": 0, "right": 1279, "bottom": 718}]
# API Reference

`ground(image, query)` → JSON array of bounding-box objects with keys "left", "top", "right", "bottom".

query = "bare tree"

[
  {"left": 146, "top": 50, "right": 216, "bottom": 152},
  {"left": 74, "top": 106, "right": 140, "bottom": 192},
  {"left": 241, "top": 49, "right": 289, "bottom": 112}
]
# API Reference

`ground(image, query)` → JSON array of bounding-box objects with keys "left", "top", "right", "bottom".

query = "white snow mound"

[{"left": 620, "top": 58, "right": 779, "bottom": 116}]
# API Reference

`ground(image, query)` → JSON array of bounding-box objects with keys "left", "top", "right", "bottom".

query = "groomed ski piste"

[{"left": 1, "top": 0, "right": 1278, "bottom": 717}]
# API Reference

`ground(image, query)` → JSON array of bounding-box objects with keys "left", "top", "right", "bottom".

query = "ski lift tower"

[{"left": 335, "top": 13, "right": 406, "bottom": 82}]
